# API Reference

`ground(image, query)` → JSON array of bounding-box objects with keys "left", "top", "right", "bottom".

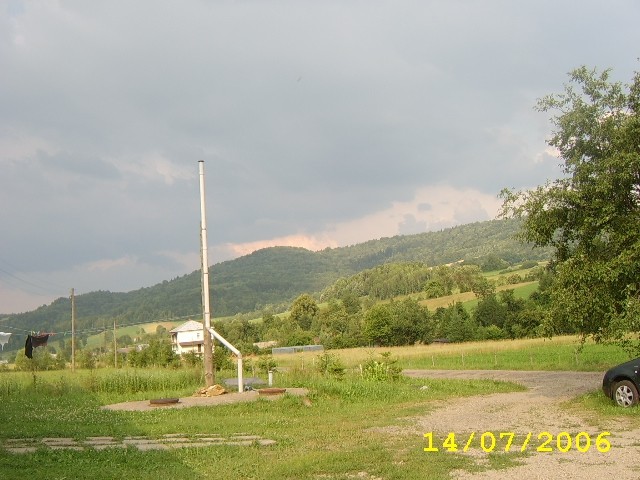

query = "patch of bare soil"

[{"left": 392, "top": 370, "right": 640, "bottom": 479}]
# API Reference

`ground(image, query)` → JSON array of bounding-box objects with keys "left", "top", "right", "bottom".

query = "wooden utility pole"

[
  {"left": 70, "top": 288, "right": 76, "bottom": 372},
  {"left": 113, "top": 318, "right": 117, "bottom": 368},
  {"left": 199, "top": 160, "right": 215, "bottom": 387}
]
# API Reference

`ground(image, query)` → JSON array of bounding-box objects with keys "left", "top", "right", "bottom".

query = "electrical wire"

[
  {"left": 0, "top": 312, "right": 203, "bottom": 336},
  {"left": 0, "top": 256, "right": 65, "bottom": 295}
]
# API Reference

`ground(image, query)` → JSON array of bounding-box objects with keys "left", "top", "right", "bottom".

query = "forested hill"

[{"left": 1, "top": 218, "right": 549, "bottom": 348}]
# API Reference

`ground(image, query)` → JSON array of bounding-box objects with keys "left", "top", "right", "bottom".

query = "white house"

[{"left": 169, "top": 320, "right": 210, "bottom": 355}]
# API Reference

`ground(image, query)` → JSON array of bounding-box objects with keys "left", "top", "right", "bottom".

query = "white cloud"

[
  {"left": 82, "top": 256, "right": 138, "bottom": 273},
  {"left": 219, "top": 184, "right": 501, "bottom": 258},
  {"left": 0, "top": 128, "right": 56, "bottom": 163},
  {"left": 114, "top": 153, "right": 193, "bottom": 185}
]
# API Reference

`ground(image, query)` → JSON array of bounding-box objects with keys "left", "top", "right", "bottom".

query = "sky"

[{"left": 0, "top": 0, "right": 638, "bottom": 314}]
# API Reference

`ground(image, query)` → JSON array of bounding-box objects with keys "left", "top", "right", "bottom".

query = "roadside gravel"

[{"left": 397, "top": 370, "right": 640, "bottom": 479}]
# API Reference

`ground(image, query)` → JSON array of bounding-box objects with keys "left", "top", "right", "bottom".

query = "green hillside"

[{"left": 0, "top": 218, "right": 550, "bottom": 352}]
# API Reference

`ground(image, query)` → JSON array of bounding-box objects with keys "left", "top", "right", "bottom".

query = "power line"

[
  {"left": 0, "top": 312, "right": 202, "bottom": 337},
  {"left": 0, "top": 256, "right": 65, "bottom": 294}
]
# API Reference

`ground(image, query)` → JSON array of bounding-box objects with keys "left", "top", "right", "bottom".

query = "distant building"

[
  {"left": 253, "top": 340, "right": 278, "bottom": 350},
  {"left": 169, "top": 320, "right": 209, "bottom": 355}
]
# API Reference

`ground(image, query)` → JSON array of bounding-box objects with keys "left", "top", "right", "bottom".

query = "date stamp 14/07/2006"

[{"left": 423, "top": 431, "right": 612, "bottom": 454}]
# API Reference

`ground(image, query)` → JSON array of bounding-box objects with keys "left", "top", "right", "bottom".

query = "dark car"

[{"left": 602, "top": 358, "right": 640, "bottom": 407}]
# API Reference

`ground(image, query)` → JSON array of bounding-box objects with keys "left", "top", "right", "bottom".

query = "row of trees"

[
  {"left": 211, "top": 276, "right": 552, "bottom": 352},
  {"left": 320, "top": 261, "right": 540, "bottom": 302}
]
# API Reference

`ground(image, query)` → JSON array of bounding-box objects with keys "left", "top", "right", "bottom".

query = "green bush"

[
  {"left": 316, "top": 352, "right": 345, "bottom": 379},
  {"left": 257, "top": 354, "right": 277, "bottom": 373},
  {"left": 360, "top": 352, "right": 401, "bottom": 381}
]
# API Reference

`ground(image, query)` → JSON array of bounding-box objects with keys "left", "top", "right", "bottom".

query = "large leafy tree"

[
  {"left": 500, "top": 66, "right": 640, "bottom": 353},
  {"left": 289, "top": 293, "right": 319, "bottom": 331}
]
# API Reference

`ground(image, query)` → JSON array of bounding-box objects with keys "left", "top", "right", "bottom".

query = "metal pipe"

[{"left": 208, "top": 327, "right": 244, "bottom": 393}]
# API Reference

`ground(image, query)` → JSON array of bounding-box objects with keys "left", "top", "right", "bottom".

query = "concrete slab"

[
  {"left": 103, "top": 387, "right": 309, "bottom": 411},
  {"left": 1, "top": 434, "right": 278, "bottom": 453}
]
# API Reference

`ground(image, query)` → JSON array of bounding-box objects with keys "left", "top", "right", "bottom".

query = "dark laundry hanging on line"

[{"left": 25, "top": 334, "right": 51, "bottom": 359}]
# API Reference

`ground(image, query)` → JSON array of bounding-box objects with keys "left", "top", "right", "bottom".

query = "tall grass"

[
  {"left": 0, "top": 367, "right": 207, "bottom": 405},
  {"left": 83, "top": 367, "right": 203, "bottom": 394},
  {"left": 270, "top": 336, "right": 629, "bottom": 372}
]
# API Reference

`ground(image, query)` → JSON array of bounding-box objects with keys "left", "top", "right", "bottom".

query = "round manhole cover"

[{"left": 258, "top": 388, "right": 286, "bottom": 396}]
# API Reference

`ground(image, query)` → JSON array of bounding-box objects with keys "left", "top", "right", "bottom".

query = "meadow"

[
  {"left": 0, "top": 366, "right": 524, "bottom": 480},
  {"left": 269, "top": 335, "right": 630, "bottom": 372},
  {"left": 0, "top": 336, "right": 634, "bottom": 479}
]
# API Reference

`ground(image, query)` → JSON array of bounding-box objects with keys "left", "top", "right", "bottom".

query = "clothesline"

[{"left": 0, "top": 332, "right": 11, "bottom": 350}]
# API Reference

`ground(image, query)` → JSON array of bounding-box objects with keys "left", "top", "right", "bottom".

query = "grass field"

[
  {"left": 269, "top": 336, "right": 630, "bottom": 373},
  {"left": 417, "top": 281, "right": 539, "bottom": 311},
  {"left": 1, "top": 334, "right": 635, "bottom": 479},
  {"left": 0, "top": 367, "right": 523, "bottom": 480}
]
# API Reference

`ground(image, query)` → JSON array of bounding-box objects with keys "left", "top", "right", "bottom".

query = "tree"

[
  {"left": 436, "top": 302, "right": 477, "bottom": 342},
  {"left": 500, "top": 65, "right": 640, "bottom": 353},
  {"left": 363, "top": 299, "right": 430, "bottom": 347},
  {"left": 363, "top": 304, "right": 393, "bottom": 346},
  {"left": 452, "top": 265, "right": 484, "bottom": 293},
  {"left": 474, "top": 295, "right": 506, "bottom": 328},
  {"left": 472, "top": 277, "right": 496, "bottom": 300},
  {"left": 117, "top": 334, "right": 133, "bottom": 347},
  {"left": 341, "top": 291, "right": 361, "bottom": 315},
  {"left": 289, "top": 293, "right": 319, "bottom": 330}
]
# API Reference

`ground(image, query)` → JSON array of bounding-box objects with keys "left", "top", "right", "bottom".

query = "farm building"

[{"left": 169, "top": 320, "right": 209, "bottom": 355}]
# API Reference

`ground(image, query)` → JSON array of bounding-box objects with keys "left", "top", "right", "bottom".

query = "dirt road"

[{"left": 398, "top": 369, "right": 640, "bottom": 479}]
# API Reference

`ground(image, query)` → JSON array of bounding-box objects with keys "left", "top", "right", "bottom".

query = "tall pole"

[
  {"left": 199, "top": 160, "right": 214, "bottom": 387},
  {"left": 70, "top": 288, "right": 76, "bottom": 373},
  {"left": 113, "top": 318, "right": 117, "bottom": 368}
]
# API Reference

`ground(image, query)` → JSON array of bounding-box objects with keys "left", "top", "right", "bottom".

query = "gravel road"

[{"left": 397, "top": 369, "right": 640, "bottom": 479}]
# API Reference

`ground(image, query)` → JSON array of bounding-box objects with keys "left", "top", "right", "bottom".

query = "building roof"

[{"left": 169, "top": 320, "right": 204, "bottom": 333}]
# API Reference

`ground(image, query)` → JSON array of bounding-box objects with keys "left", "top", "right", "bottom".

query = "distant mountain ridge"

[{"left": 0, "top": 218, "right": 549, "bottom": 351}]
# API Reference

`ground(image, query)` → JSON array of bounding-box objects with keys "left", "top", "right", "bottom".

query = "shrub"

[
  {"left": 182, "top": 351, "right": 201, "bottom": 368},
  {"left": 257, "top": 355, "right": 277, "bottom": 373},
  {"left": 316, "top": 352, "right": 345, "bottom": 379},
  {"left": 360, "top": 352, "right": 401, "bottom": 381}
]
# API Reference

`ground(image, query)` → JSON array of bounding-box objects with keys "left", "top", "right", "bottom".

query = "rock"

[{"left": 193, "top": 384, "right": 227, "bottom": 397}]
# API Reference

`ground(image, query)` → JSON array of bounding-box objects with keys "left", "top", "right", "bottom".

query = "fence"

[{"left": 272, "top": 345, "right": 324, "bottom": 355}]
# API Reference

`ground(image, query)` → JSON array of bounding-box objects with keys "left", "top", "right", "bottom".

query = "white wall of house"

[{"left": 170, "top": 321, "right": 211, "bottom": 355}]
